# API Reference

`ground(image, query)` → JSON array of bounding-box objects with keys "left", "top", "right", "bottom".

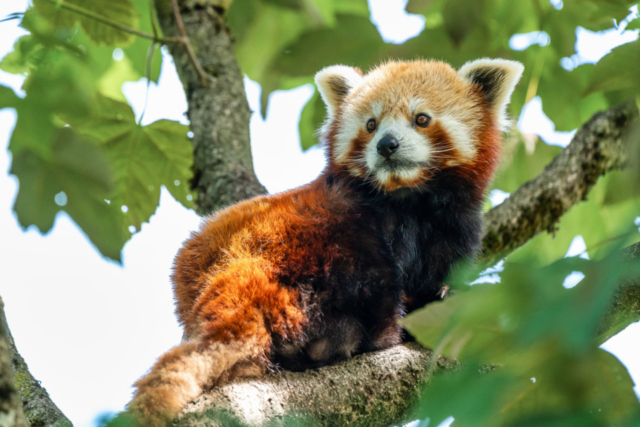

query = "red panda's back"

[{"left": 171, "top": 178, "right": 355, "bottom": 339}]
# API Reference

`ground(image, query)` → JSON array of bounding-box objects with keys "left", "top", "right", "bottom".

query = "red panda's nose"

[{"left": 377, "top": 134, "right": 399, "bottom": 159}]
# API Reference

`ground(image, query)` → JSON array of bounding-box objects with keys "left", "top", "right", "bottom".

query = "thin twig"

[
  {"left": 45, "top": 0, "right": 181, "bottom": 44},
  {"left": 170, "top": 0, "right": 210, "bottom": 86}
]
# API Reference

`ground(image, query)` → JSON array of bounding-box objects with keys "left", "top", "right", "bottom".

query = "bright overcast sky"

[{"left": 0, "top": 1, "right": 639, "bottom": 426}]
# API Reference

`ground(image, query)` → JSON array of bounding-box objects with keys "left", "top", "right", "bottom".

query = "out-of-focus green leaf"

[
  {"left": 602, "top": 169, "right": 640, "bottom": 205},
  {"left": 538, "top": 63, "right": 608, "bottom": 131},
  {"left": 307, "top": 0, "right": 336, "bottom": 27},
  {"left": 97, "top": 55, "right": 140, "bottom": 101},
  {"left": 412, "top": 365, "right": 515, "bottom": 426},
  {"left": 33, "top": 0, "right": 140, "bottom": 46},
  {"left": 442, "top": 0, "right": 485, "bottom": 46},
  {"left": 10, "top": 128, "right": 126, "bottom": 261},
  {"left": 263, "top": 0, "right": 303, "bottom": 9},
  {"left": 587, "top": 39, "right": 640, "bottom": 96},
  {"left": 68, "top": 96, "right": 194, "bottom": 236},
  {"left": 401, "top": 287, "right": 512, "bottom": 361},
  {"left": 492, "top": 137, "right": 563, "bottom": 194},
  {"left": 0, "top": 36, "right": 46, "bottom": 75},
  {"left": 0, "top": 85, "right": 20, "bottom": 108},
  {"left": 406, "top": 0, "right": 441, "bottom": 15},
  {"left": 333, "top": 0, "right": 370, "bottom": 16},
  {"left": 4, "top": 76, "right": 127, "bottom": 261},
  {"left": 230, "top": 1, "right": 314, "bottom": 110},
  {"left": 273, "top": 14, "right": 387, "bottom": 77},
  {"left": 298, "top": 86, "right": 325, "bottom": 150},
  {"left": 407, "top": 249, "right": 640, "bottom": 426},
  {"left": 123, "top": 0, "right": 162, "bottom": 82}
]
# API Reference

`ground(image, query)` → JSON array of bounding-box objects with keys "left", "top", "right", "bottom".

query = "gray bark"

[
  {"left": 155, "top": 0, "right": 267, "bottom": 216},
  {"left": 481, "top": 101, "right": 639, "bottom": 265},
  {"left": 0, "top": 297, "right": 71, "bottom": 427},
  {"left": 177, "top": 343, "right": 457, "bottom": 427},
  {"left": 0, "top": 299, "right": 27, "bottom": 427}
]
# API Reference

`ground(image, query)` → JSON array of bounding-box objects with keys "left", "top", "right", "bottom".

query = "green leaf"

[
  {"left": 306, "top": 0, "right": 337, "bottom": 27},
  {"left": 0, "top": 36, "right": 46, "bottom": 75},
  {"left": 97, "top": 55, "right": 141, "bottom": 102},
  {"left": 232, "top": 2, "right": 312, "bottom": 84},
  {"left": 69, "top": 96, "right": 194, "bottom": 236},
  {"left": 587, "top": 39, "right": 640, "bottom": 96},
  {"left": 406, "top": 0, "right": 441, "bottom": 15},
  {"left": 0, "top": 85, "right": 20, "bottom": 109},
  {"left": 538, "top": 62, "right": 608, "bottom": 131},
  {"left": 442, "top": 0, "right": 485, "bottom": 45},
  {"left": 401, "top": 286, "right": 512, "bottom": 361},
  {"left": 123, "top": 0, "right": 163, "bottom": 82},
  {"left": 297, "top": 86, "right": 325, "bottom": 150},
  {"left": 412, "top": 365, "right": 515, "bottom": 426},
  {"left": 492, "top": 136, "right": 563, "bottom": 194},
  {"left": 333, "top": 0, "right": 370, "bottom": 16},
  {"left": 33, "top": 0, "right": 140, "bottom": 46},
  {"left": 10, "top": 127, "right": 126, "bottom": 261},
  {"left": 263, "top": 0, "right": 303, "bottom": 9},
  {"left": 273, "top": 14, "right": 388, "bottom": 77}
]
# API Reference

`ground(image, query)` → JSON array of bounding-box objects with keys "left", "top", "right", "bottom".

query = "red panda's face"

[{"left": 315, "top": 59, "right": 524, "bottom": 193}]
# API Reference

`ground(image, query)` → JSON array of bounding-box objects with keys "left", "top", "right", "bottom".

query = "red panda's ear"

[
  {"left": 458, "top": 58, "right": 524, "bottom": 130},
  {"left": 315, "top": 65, "right": 364, "bottom": 116}
]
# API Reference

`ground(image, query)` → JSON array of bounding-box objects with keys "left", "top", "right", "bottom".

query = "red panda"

[{"left": 127, "top": 58, "right": 524, "bottom": 426}]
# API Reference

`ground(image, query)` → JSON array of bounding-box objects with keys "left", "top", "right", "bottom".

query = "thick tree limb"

[
  {"left": 0, "top": 297, "right": 71, "bottom": 427},
  {"left": 0, "top": 299, "right": 27, "bottom": 427},
  {"left": 481, "top": 101, "right": 639, "bottom": 264},
  {"left": 176, "top": 343, "right": 456, "bottom": 427},
  {"left": 155, "top": 0, "right": 266, "bottom": 215}
]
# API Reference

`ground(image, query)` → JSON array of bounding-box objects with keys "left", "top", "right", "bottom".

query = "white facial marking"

[
  {"left": 372, "top": 101, "right": 383, "bottom": 118},
  {"left": 334, "top": 108, "right": 363, "bottom": 163},
  {"left": 437, "top": 114, "right": 476, "bottom": 162}
]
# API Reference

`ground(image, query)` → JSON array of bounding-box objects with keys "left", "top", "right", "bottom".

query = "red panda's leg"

[{"left": 128, "top": 258, "right": 305, "bottom": 427}]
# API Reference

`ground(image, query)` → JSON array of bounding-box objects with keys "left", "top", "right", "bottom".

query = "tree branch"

[
  {"left": 155, "top": 0, "right": 267, "bottom": 215},
  {"left": 481, "top": 101, "right": 639, "bottom": 265},
  {"left": 0, "top": 298, "right": 27, "bottom": 427},
  {"left": 0, "top": 297, "right": 71, "bottom": 427},
  {"left": 176, "top": 343, "right": 456, "bottom": 427},
  {"left": 169, "top": 0, "right": 209, "bottom": 86}
]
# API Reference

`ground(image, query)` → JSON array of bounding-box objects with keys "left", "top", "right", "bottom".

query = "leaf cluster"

[
  {"left": 402, "top": 245, "right": 640, "bottom": 426},
  {"left": 0, "top": 0, "right": 192, "bottom": 261},
  {"left": 227, "top": 0, "right": 640, "bottom": 149}
]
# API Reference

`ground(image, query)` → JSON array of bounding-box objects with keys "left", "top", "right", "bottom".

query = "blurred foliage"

[
  {"left": 227, "top": 0, "right": 640, "bottom": 146},
  {"left": 0, "top": 0, "right": 188, "bottom": 261},
  {"left": 402, "top": 245, "right": 640, "bottom": 426},
  {"left": 1, "top": 0, "right": 638, "bottom": 263}
]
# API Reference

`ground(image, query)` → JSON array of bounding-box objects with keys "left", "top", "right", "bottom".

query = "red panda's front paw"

[{"left": 437, "top": 285, "right": 450, "bottom": 299}]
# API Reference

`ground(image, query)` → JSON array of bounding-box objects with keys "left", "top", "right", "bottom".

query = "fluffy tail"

[{"left": 126, "top": 338, "right": 264, "bottom": 427}]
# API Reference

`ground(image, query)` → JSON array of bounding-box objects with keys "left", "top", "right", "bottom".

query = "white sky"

[{"left": 0, "top": 1, "right": 638, "bottom": 426}]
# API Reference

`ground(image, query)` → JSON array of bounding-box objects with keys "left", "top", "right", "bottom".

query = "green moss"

[{"left": 13, "top": 371, "right": 32, "bottom": 399}]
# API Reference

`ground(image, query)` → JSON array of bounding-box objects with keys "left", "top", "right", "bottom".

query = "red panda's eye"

[
  {"left": 415, "top": 113, "right": 431, "bottom": 127},
  {"left": 366, "top": 118, "right": 377, "bottom": 133}
]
